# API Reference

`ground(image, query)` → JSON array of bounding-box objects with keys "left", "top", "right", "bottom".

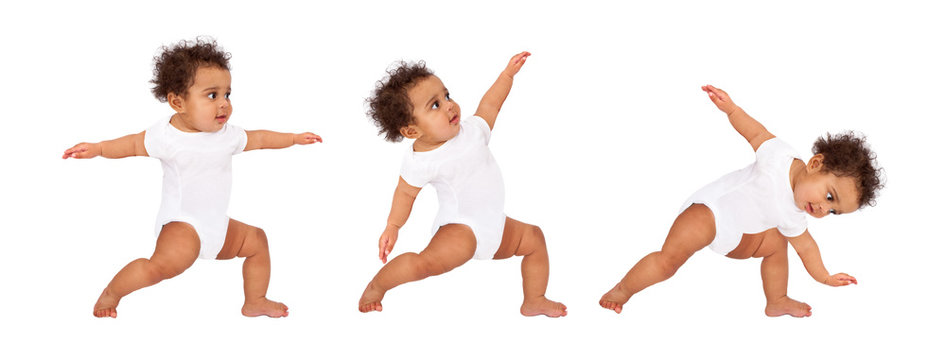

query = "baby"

[
  {"left": 63, "top": 39, "right": 321, "bottom": 318},
  {"left": 358, "top": 52, "right": 566, "bottom": 317},
  {"left": 599, "top": 85, "right": 883, "bottom": 317}
]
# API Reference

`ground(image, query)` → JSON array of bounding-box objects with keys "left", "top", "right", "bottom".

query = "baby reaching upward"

[
  {"left": 599, "top": 85, "right": 883, "bottom": 317},
  {"left": 64, "top": 38, "right": 321, "bottom": 318},
  {"left": 358, "top": 52, "right": 567, "bottom": 317}
]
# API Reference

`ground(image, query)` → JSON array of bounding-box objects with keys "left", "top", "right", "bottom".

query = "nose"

[{"left": 816, "top": 203, "right": 828, "bottom": 217}]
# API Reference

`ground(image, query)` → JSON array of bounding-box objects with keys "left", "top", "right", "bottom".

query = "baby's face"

[
  {"left": 171, "top": 66, "right": 232, "bottom": 133},
  {"left": 405, "top": 76, "right": 461, "bottom": 147},
  {"left": 793, "top": 168, "right": 860, "bottom": 218}
]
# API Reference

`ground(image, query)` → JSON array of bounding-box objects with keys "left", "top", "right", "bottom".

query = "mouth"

[
  {"left": 216, "top": 115, "right": 228, "bottom": 124},
  {"left": 449, "top": 115, "right": 459, "bottom": 125},
  {"left": 806, "top": 203, "right": 814, "bottom": 215}
]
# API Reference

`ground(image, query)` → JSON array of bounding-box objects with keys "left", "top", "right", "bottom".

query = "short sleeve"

[
  {"left": 778, "top": 221, "right": 808, "bottom": 238},
  {"left": 226, "top": 124, "right": 248, "bottom": 155},
  {"left": 466, "top": 116, "right": 492, "bottom": 145},
  {"left": 143, "top": 121, "right": 166, "bottom": 160},
  {"left": 755, "top": 137, "right": 799, "bottom": 169},
  {"left": 399, "top": 150, "right": 432, "bottom": 188}
]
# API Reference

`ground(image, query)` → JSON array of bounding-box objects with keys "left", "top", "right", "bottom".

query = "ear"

[
  {"left": 167, "top": 92, "right": 186, "bottom": 113},
  {"left": 807, "top": 154, "right": 825, "bottom": 172},
  {"left": 400, "top": 124, "right": 420, "bottom": 140}
]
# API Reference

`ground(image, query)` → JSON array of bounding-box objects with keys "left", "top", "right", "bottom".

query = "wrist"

[{"left": 93, "top": 142, "right": 104, "bottom": 157}]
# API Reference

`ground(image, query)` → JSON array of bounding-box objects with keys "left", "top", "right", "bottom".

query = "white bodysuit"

[
  {"left": 681, "top": 138, "right": 808, "bottom": 255},
  {"left": 399, "top": 116, "right": 505, "bottom": 260},
  {"left": 144, "top": 119, "right": 248, "bottom": 260}
]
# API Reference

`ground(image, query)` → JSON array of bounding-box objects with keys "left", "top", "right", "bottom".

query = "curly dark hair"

[
  {"left": 150, "top": 38, "right": 231, "bottom": 102},
  {"left": 812, "top": 131, "right": 884, "bottom": 208},
  {"left": 367, "top": 61, "right": 435, "bottom": 142}
]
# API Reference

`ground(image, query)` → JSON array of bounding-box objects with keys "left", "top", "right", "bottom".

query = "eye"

[
  {"left": 829, "top": 209, "right": 837, "bottom": 215},
  {"left": 225, "top": 92, "right": 231, "bottom": 99},
  {"left": 826, "top": 193, "right": 834, "bottom": 201},
  {"left": 445, "top": 93, "right": 451, "bottom": 101},
  {"left": 432, "top": 101, "right": 439, "bottom": 110},
  {"left": 207, "top": 92, "right": 217, "bottom": 100}
]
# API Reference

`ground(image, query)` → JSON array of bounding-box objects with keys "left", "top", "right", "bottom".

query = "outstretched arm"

[
  {"left": 244, "top": 130, "right": 321, "bottom": 151},
  {"left": 62, "top": 131, "right": 148, "bottom": 159},
  {"left": 702, "top": 85, "right": 774, "bottom": 152},
  {"left": 787, "top": 230, "right": 858, "bottom": 286},
  {"left": 474, "top": 51, "right": 531, "bottom": 130},
  {"left": 378, "top": 177, "right": 422, "bottom": 264}
]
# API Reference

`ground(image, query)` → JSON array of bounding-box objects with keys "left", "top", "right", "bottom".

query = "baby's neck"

[
  {"left": 788, "top": 159, "right": 807, "bottom": 192},
  {"left": 412, "top": 137, "right": 449, "bottom": 152}
]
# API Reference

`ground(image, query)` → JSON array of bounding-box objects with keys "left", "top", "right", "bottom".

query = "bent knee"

[
  {"left": 654, "top": 252, "right": 686, "bottom": 278},
  {"left": 253, "top": 227, "right": 268, "bottom": 246},
  {"left": 516, "top": 225, "right": 547, "bottom": 256},
  {"left": 240, "top": 226, "right": 270, "bottom": 257},
  {"left": 146, "top": 258, "right": 192, "bottom": 282},
  {"left": 413, "top": 256, "right": 451, "bottom": 278}
]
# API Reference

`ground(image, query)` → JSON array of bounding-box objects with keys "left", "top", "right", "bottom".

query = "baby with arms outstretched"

[
  {"left": 64, "top": 39, "right": 321, "bottom": 318},
  {"left": 359, "top": 52, "right": 566, "bottom": 317},
  {"left": 599, "top": 85, "right": 883, "bottom": 317}
]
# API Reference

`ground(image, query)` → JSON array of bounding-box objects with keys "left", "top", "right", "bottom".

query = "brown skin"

[
  {"left": 599, "top": 85, "right": 862, "bottom": 317},
  {"left": 67, "top": 64, "right": 320, "bottom": 318},
  {"left": 359, "top": 52, "right": 566, "bottom": 317}
]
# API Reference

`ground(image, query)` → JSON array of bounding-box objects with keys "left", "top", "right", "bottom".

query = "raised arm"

[
  {"left": 244, "top": 130, "right": 322, "bottom": 151},
  {"left": 378, "top": 177, "right": 423, "bottom": 264},
  {"left": 702, "top": 85, "right": 775, "bottom": 152},
  {"left": 474, "top": 51, "right": 531, "bottom": 130},
  {"left": 62, "top": 131, "right": 148, "bottom": 159},
  {"left": 787, "top": 230, "right": 858, "bottom": 286}
]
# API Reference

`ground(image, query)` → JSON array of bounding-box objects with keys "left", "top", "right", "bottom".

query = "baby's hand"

[
  {"left": 702, "top": 85, "right": 740, "bottom": 115},
  {"left": 294, "top": 132, "right": 322, "bottom": 145},
  {"left": 378, "top": 224, "right": 400, "bottom": 264},
  {"left": 824, "top": 273, "right": 858, "bottom": 287},
  {"left": 502, "top": 51, "right": 531, "bottom": 79},
  {"left": 62, "top": 142, "right": 101, "bottom": 159}
]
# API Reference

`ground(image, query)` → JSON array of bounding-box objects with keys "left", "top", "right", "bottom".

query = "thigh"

[
  {"left": 750, "top": 229, "right": 787, "bottom": 258},
  {"left": 152, "top": 221, "right": 200, "bottom": 270},
  {"left": 660, "top": 204, "right": 716, "bottom": 261},
  {"left": 493, "top": 217, "right": 537, "bottom": 260},
  {"left": 215, "top": 218, "right": 264, "bottom": 260},
  {"left": 420, "top": 223, "right": 476, "bottom": 268}
]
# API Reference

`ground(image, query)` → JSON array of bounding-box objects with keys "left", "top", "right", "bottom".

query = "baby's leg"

[
  {"left": 755, "top": 230, "right": 812, "bottom": 317},
  {"left": 215, "top": 219, "right": 288, "bottom": 318},
  {"left": 599, "top": 204, "right": 715, "bottom": 314},
  {"left": 359, "top": 224, "right": 476, "bottom": 313},
  {"left": 493, "top": 217, "right": 566, "bottom": 317},
  {"left": 93, "top": 222, "right": 200, "bottom": 318}
]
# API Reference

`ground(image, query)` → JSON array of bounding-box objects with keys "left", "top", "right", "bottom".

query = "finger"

[
  {"left": 313, "top": 135, "right": 323, "bottom": 143},
  {"left": 517, "top": 51, "right": 531, "bottom": 63},
  {"left": 379, "top": 238, "right": 387, "bottom": 259}
]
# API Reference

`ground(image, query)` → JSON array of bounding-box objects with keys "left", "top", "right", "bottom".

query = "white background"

[{"left": 2, "top": 0, "right": 943, "bottom": 358}]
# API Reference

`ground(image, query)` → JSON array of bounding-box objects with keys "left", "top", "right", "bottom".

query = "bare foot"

[
  {"left": 765, "top": 296, "right": 812, "bottom": 318},
  {"left": 521, "top": 296, "right": 567, "bottom": 317},
  {"left": 358, "top": 282, "right": 385, "bottom": 313},
  {"left": 599, "top": 284, "right": 631, "bottom": 314},
  {"left": 242, "top": 298, "right": 289, "bottom": 318},
  {"left": 93, "top": 288, "right": 120, "bottom": 318}
]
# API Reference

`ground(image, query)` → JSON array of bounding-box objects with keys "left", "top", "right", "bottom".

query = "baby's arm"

[
  {"left": 474, "top": 51, "right": 531, "bottom": 130},
  {"left": 244, "top": 130, "right": 321, "bottom": 151},
  {"left": 378, "top": 177, "right": 422, "bottom": 264},
  {"left": 701, "top": 85, "right": 775, "bottom": 152},
  {"left": 787, "top": 230, "right": 858, "bottom": 286},
  {"left": 62, "top": 132, "right": 148, "bottom": 159}
]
